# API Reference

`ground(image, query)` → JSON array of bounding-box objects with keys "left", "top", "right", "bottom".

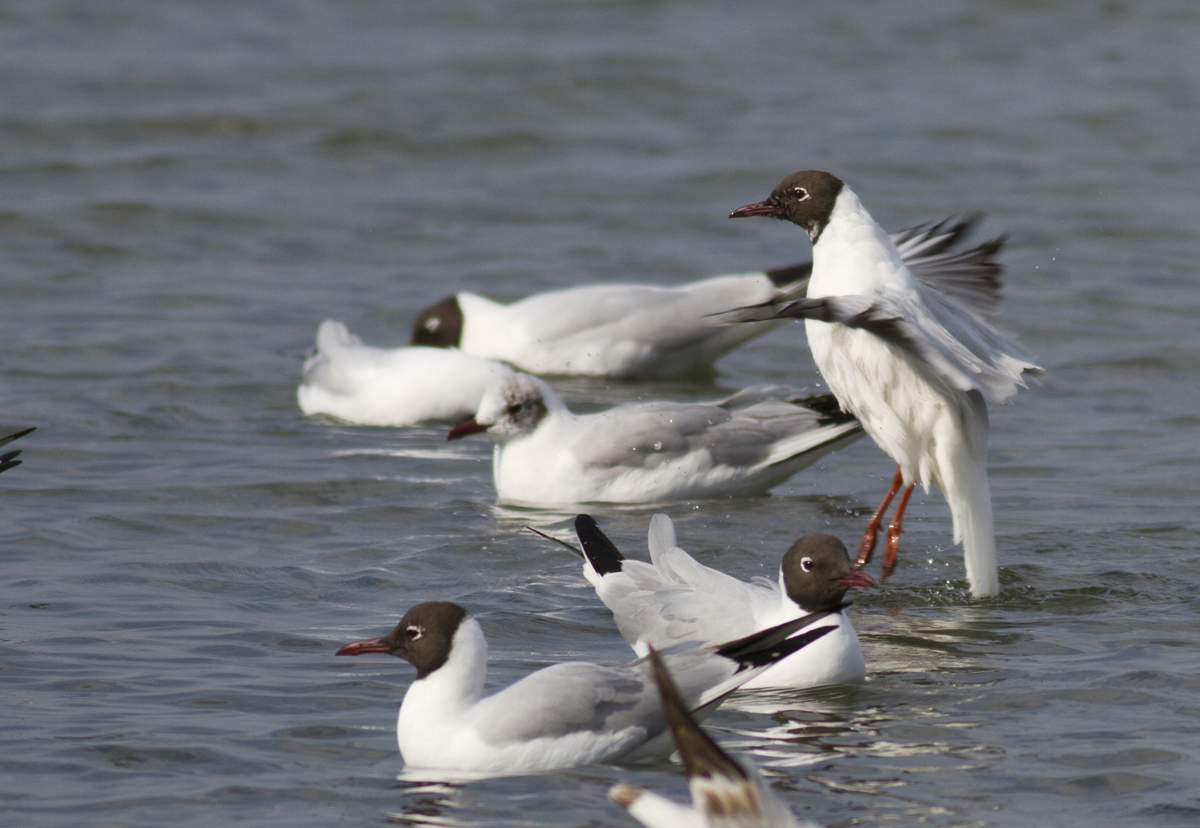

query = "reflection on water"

[{"left": 387, "top": 778, "right": 474, "bottom": 828}]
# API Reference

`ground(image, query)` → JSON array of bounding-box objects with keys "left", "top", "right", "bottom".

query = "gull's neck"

[
  {"left": 778, "top": 568, "right": 811, "bottom": 619},
  {"left": 399, "top": 616, "right": 488, "bottom": 725},
  {"left": 809, "top": 186, "right": 909, "bottom": 298}
]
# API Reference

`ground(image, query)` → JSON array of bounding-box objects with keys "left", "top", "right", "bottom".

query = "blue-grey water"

[{"left": 3, "top": 1, "right": 1199, "bottom": 826}]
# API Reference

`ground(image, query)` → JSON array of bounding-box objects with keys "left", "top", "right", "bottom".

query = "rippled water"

[{"left": 3, "top": 1, "right": 1200, "bottom": 826}]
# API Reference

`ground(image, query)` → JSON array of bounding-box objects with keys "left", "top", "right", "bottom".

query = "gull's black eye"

[
  {"left": 792, "top": 186, "right": 811, "bottom": 201},
  {"left": 800, "top": 556, "right": 814, "bottom": 572},
  {"left": 406, "top": 625, "right": 423, "bottom": 640},
  {"left": 506, "top": 402, "right": 524, "bottom": 416}
]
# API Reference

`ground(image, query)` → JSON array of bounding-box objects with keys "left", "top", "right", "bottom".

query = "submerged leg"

[
  {"left": 854, "top": 466, "right": 904, "bottom": 570},
  {"left": 880, "top": 483, "right": 916, "bottom": 581}
]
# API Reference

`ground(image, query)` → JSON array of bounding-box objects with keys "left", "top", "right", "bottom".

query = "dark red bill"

[
  {"left": 837, "top": 570, "right": 879, "bottom": 589},
  {"left": 446, "top": 419, "right": 488, "bottom": 441},
  {"left": 335, "top": 637, "right": 392, "bottom": 657},
  {"left": 729, "top": 200, "right": 783, "bottom": 219}
]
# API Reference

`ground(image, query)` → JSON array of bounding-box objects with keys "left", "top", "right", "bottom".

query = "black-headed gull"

[
  {"left": 565, "top": 514, "right": 876, "bottom": 690},
  {"left": 334, "top": 600, "right": 838, "bottom": 774},
  {"left": 726, "top": 172, "right": 1042, "bottom": 597},
  {"left": 445, "top": 374, "right": 864, "bottom": 505},
  {"left": 410, "top": 218, "right": 1005, "bottom": 379},
  {"left": 297, "top": 320, "right": 515, "bottom": 426},
  {"left": 0, "top": 427, "right": 34, "bottom": 474},
  {"left": 610, "top": 648, "right": 817, "bottom": 828}
]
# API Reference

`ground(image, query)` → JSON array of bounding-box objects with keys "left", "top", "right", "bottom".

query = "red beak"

[
  {"left": 447, "top": 418, "right": 488, "bottom": 441},
  {"left": 836, "top": 571, "right": 879, "bottom": 589},
  {"left": 335, "top": 636, "right": 392, "bottom": 656},
  {"left": 729, "top": 200, "right": 783, "bottom": 219}
]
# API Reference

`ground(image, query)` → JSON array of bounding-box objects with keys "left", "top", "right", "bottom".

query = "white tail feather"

[
  {"left": 945, "top": 463, "right": 998, "bottom": 598},
  {"left": 647, "top": 514, "right": 677, "bottom": 564},
  {"left": 935, "top": 395, "right": 998, "bottom": 598}
]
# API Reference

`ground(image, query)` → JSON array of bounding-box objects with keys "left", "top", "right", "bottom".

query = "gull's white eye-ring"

[
  {"left": 792, "top": 186, "right": 811, "bottom": 201},
  {"left": 406, "top": 625, "right": 424, "bottom": 640},
  {"left": 800, "top": 556, "right": 814, "bottom": 572}
]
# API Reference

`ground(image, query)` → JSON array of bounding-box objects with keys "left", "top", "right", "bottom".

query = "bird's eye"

[
  {"left": 800, "top": 556, "right": 814, "bottom": 572},
  {"left": 406, "top": 626, "right": 423, "bottom": 640},
  {"left": 792, "top": 186, "right": 811, "bottom": 201},
  {"left": 506, "top": 402, "right": 524, "bottom": 415},
  {"left": 424, "top": 317, "right": 441, "bottom": 333}
]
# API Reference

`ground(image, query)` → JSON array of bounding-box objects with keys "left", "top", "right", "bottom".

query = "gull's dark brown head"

[
  {"left": 781, "top": 534, "right": 877, "bottom": 613},
  {"left": 410, "top": 296, "right": 463, "bottom": 348},
  {"left": 729, "top": 170, "right": 844, "bottom": 243},
  {"left": 335, "top": 601, "right": 469, "bottom": 679}
]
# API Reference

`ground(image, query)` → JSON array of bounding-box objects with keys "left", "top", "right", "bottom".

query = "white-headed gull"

[
  {"left": 445, "top": 374, "right": 864, "bottom": 505},
  {"left": 334, "top": 600, "right": 838, "bottom": 774},
  {"left": 726, "top": 172, "right": 1042, "bottom": 597},
  {"left": 610, "top": 648, "right": 818, "bottom": 828},
  {"left": 297, "top": 320, "right": 515, "bottom": 426},
  {"left": 410, "top": 217, "right": 1005, "bottom": 379},
  {"left": 0, "top": 427, "right": 34, "bottom": 474},
  {"left": 561, "top": 514, "right": 875, "bottom": 690}
]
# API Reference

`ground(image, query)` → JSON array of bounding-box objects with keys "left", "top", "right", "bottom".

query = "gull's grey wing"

[
  {"left": 762, "top": 216, "right": 1006, "bottom": 316},
  {"left": 471, "top": 661, "right": 662, "bottom": 746},
  {"left": 721, "top": 293, "right": 1039, "bottom": 404},
  {"left": 495, "top": 276, "right": 783, "bottom": 357},
  {"left": 888, "top": 216, "right": 1007, "bottom": 317},
  {"left": 695, "top": 399, "right": 856, "bottom": 468},
  {"left": 569, "top": 403, "right": 735, "bottom": 470},
  {"left": 570, "top": 398, "right": 854, "bottom": 472},
  {"left": 474, "top": 616, "right": 841, "bottom": 751},
  {"left": 890, "top": 215, "right": 981, "bottom": 258},
  {"left": 584, "top": 514, "right": 767, "bottom": 651}
]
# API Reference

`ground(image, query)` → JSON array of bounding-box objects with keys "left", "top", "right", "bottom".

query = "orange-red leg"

[
  {"left": 854, "top": 466, "right": 904, "bottom": 570},
  {"left": 880, "top": 483, "right": 916, "bottom": 581}
]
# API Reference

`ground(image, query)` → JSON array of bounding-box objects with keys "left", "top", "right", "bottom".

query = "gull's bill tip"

[
  {"left": 729, "top": 200, "right": 783, "bottom": 219},
  {"left": 446, "top": 418, "right": 488, "bottom": 441}
]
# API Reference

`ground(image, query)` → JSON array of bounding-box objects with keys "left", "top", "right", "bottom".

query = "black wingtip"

[
  {"left": 715, "top": 612, "right": 837, "bottom": 671},
  {"left": 788, "top": 392, "right": 856, "bottom": 425},
  {"left": 763, "top": 261, "right": 813, "bottom": 288},
  {"left": 0, "top": 427, "right": 35, "bottom": 449},
  {"left": 574, "top": 515, "right": 625, "bottom": 575},
  {"left": 0, "top": 451, "right": 23, "bottom": 474},
  {"left": 524, "top": 526, "right": 584, "bottom": 559}
]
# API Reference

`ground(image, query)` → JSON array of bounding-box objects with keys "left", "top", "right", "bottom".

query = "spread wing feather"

[{"left": 716, "top": 294, "right": 1040, "bottom": 405}]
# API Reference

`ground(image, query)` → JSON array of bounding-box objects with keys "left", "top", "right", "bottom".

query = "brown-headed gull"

[
  {"left": 334, "top": 600, "right": 838, "bottom": 774},
  {"left": 725, "top": 172, "right": 1042, "bottom": 597},
  {"left": 562, "top": 514, "right": 876, "bottom": 690}
]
